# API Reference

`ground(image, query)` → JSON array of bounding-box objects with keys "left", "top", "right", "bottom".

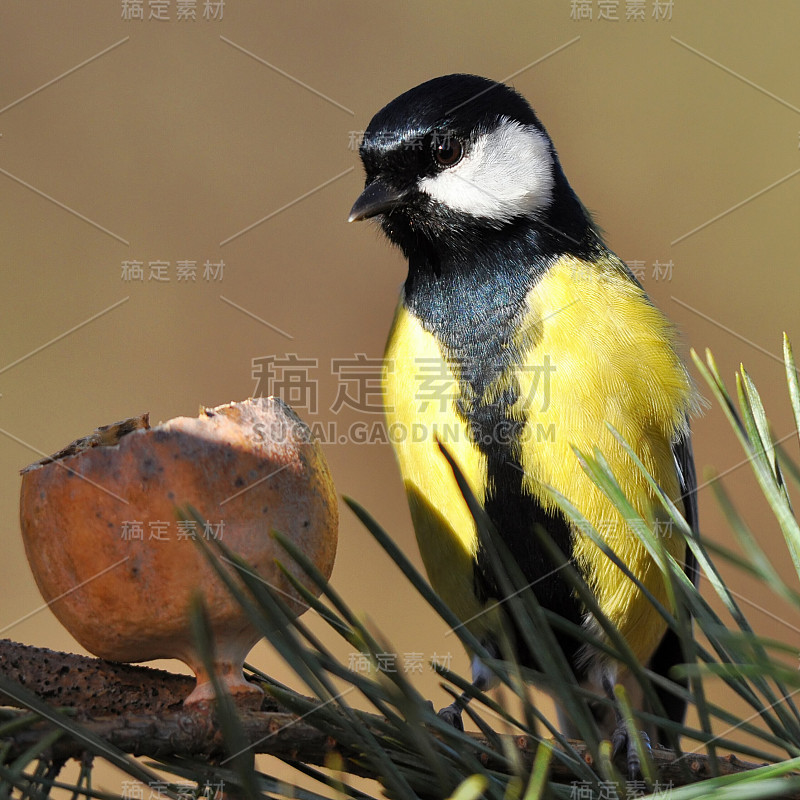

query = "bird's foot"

[
  {"left": 437, "top": 701, "right": 465, "bottom": 731},
  {"left": 611, "top": 722, "right": 651, "bottom": 779}
]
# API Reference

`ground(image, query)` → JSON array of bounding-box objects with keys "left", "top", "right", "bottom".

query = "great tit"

[{"left": 349, "top": 74, "right": 697, "bottom": 767}]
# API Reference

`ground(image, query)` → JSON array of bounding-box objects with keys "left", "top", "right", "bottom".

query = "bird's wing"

[
  {"left": 647, "top": 419, "right": 698, "bottom": 740},
  {"left": 673, "top": 421, "right": 699, "bottom": 586}
]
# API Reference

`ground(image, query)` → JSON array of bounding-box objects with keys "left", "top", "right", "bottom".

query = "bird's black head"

[{"left": 349, "top": 74, "right": 594, "bottom": 266}]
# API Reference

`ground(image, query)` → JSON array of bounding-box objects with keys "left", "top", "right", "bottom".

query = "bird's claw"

[
  {"left": 611, "top": 723, "right": 651, "bottom": 778},
  {"left": 437, "top": 702, "right": 465, "bottom": 731}
]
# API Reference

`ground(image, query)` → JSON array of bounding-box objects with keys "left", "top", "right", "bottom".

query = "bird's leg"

[
  {"left": 436, "top": 694, "right": 468, "bottom": 731},
  {"left": 437, "top": 652, "right": 496, "bottom": 731},
  {"left": 603, "top": 677, "right": 651, "bottom": 779}
]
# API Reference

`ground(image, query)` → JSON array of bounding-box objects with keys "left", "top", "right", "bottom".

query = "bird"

[{"left": 348, "top": 73, "right": 698, "bottom": 771}]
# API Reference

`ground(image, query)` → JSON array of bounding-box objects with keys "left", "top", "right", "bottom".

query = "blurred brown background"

[{"left": 2, "top": 0, "right": 800, "bottom": 792}]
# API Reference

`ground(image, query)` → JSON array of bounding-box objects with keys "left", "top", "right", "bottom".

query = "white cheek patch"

[{"left": 419, "top": 117, "right": 555, "bottom": 222}]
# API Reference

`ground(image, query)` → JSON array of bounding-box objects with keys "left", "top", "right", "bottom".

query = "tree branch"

[
  {"left": 0, "top": 639, "right": 777, "bottom": 791},
  {"left": 1, "top": 638, "right": 197, "bottom": 716}
]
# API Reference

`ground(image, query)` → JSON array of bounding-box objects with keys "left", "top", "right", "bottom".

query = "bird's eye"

[{"left": 433, "top": 137, "right": 464, "bottom": 168}]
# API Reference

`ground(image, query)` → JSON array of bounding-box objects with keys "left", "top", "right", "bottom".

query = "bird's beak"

[{"left": 348, "top": 180, "right": 406, "bottom": 223}]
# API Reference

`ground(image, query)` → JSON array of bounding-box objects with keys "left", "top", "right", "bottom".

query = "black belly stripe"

[
  {"left": 469, "top": 376, "right": 586, "bottom": 676},
  {"left": 403, "top": 233, "right": 591, "bottom": 676}
]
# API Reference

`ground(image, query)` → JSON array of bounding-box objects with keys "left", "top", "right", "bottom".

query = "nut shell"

[{"left": 19, "top": 397, "right": 338, "bottom": 706}]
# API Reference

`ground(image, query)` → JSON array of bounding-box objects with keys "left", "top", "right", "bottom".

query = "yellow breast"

[
  {"left": 383, "top": 303, "right": 489, "bottom": 632},
  {"left": 383, "top": 253, "right": 694, "bottom": 664}
]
